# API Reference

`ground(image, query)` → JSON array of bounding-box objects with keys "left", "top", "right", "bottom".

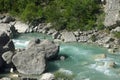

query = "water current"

[{"left": 13, "top": 33, "right": 120, "bottom": 80}]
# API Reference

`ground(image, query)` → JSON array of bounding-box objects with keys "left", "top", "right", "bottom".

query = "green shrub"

[
  {"left": 113, "top": 32, "right": 120, "bottom": 38},
  {"left": 20, "top": 3, "right": 41, "bottom": 22},
  {"left": 54, "top": 71, "right": 74, "bottom": 80},
  {"left": 0, "top": 0, "right": 103, "bottom": 31}
]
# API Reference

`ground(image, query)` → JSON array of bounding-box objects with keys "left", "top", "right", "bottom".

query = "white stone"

[{"left": 40, "top": 73, "right": 55, "bottom": 80}]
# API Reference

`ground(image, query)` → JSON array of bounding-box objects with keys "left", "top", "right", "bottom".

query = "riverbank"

[{"left": 0, "top": 14, "right": 120, "bottom": 54}]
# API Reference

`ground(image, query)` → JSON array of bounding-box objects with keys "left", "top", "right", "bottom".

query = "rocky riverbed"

[{"left": 0, "top": 0, "right": 120, "bottom": 79}]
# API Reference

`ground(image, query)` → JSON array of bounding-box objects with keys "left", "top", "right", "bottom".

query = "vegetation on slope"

[{"left": 0, "top": 0, "right": 104, "bottom": 31}]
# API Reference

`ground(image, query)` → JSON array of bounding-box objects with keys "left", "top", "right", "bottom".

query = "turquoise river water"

[{"left": 12, "top": 33, "right": 120, "bottom": 80}]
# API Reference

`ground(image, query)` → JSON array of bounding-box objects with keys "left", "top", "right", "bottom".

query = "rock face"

[
  {"left": 14, "top": 21, "right": 29, "bottom": 33},
  {"left": 104, "top": 0, "right": 120, "bottom": 27},
  {"left": 12, "top": 39, "right": 59, "bottom": 74},
  {"left": 0, "top": 23, "right": 17, "bottom": 38},
  {"left": 0, "top": 31, "right": 15, "bottom": 69},
  {"left": 61, "top": 32, "right": 76, "bottom": 42}
]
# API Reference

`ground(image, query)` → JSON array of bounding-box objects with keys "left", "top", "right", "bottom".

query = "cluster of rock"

[
  {"left": 0, "top": 15, "right": 17, "bottom": 38},
  {"left": 94, "top": 54, "right": 116, "bottom": 68},
  {"left": 25, "top": 22, "right": 120, "bottom": 53},
  {"left": 0, "top": 31, "right": 59, "bottom": 80},
  {"left": 0, "top": 31, "right": 15, "bottom": 71}
]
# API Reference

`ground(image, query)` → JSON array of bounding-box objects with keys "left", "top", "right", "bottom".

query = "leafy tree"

[
  {"left": 21, "top": 3, "right": 42, "bottom": 22},
  {"left": 0, "top": 0, "right": 102, "bottom": 31}
]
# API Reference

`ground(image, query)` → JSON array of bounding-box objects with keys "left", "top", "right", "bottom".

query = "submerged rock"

[
  {"left": 94, "top": 54, "right": 107, "bottom": 60},
  {"left": 106, "top": 61, "right": 116, "bottom": 68}
]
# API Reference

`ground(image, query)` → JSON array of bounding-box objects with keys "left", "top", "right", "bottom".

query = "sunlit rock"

[{"left": 40, "top": 73, "right": 55, "bottom": 80}]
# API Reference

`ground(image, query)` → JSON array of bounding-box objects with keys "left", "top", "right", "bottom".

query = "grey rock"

[
  {"left": 0, "top": 77, "right": 11, "bottom": 80},
  {"left": 2, "top": 51, "right": 14, "bottom": 64},
  {"left": 2, "top": 16, "right": 15, "bottom": 23},
  {"left": 12, "top": 48, "right": 46, "bottom": 75},
  {"left": 40, "top": 73, "right": 55, "bottom": 80},
  {"left": 27, "top": 39, "right": 59, "bottom": 59},
  {"left": 12, "top": 39, "right": 59, "bottom": 74},
  {"left": 103, "top": 37, "right": 114, "bottom": 44},
  {"left": 52, "top": 31, "right": 59, "bottom": 39},
  {"left": 73, "top": 31, "right": 79, "bottom": 37},
  {"left": 0, "top": 23, "right": 17, "bottom": 38},
  {"left": 79, "top": 36, "right": 89, "bottom": 42},
  {"left": 61, "top": 32, "right": 76, "bottom": 42},
  {"left": 14, "top": 21, "right": 29, "bottom": 33},
  {"left": 104, "top": 0, "right": 120, "bottom": 27},
  {"left": 111, "top": 26, "right": 120, "bottom": 32},
  {"left": 37, "top": 39, "right": 59, "bottom": 59},
  {"left": 47, "top": 29, "right": 56, "bottom": 35}
]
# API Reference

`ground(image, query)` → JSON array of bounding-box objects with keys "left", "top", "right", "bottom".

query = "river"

[{"left": 12, "top": 33, "right": 120, "bottom": 80}]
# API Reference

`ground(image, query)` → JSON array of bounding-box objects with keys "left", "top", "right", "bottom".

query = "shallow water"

[{"left": 12, "top": 33, "right": 120, "bottom": 80}]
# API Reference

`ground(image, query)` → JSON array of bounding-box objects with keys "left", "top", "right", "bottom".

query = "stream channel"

[{"left": 12, "top": 33, "right": 120, "bottom": 80}]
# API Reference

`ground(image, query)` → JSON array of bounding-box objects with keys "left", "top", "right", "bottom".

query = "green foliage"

[
  {"left": 113, "top": 32, "right": 120, "bottom": 38},
  {"left": 44, "top": 0, "right": 101, "bottom": 31},
  {"left": 54, "top": 71, "right": 74, "bottom": 80},
  {"left": 21, "top": 3, "right": 42, "bottom": 22},
  {"left": 0, "top": 0, "right": 103, "bottom": 31}
]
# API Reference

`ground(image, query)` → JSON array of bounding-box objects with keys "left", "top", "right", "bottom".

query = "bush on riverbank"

[
  {"left": 54, "top": 71, "right": 74, "bottom": 80},
  {"left": 0, "top": 0, "right": 103, "bottom": 31},
  {"left": 113, "top": 32, "right": 120, "bottom": 38}
]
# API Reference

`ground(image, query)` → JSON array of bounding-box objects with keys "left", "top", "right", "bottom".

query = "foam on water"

[
  {"left": 13, "top": 39, "right": 29, "bottom": 48},
  {"left": 89, "top": 57, "right": 117, "bottom": 76}
]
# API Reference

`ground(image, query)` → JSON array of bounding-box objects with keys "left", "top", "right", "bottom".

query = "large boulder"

[
  {"left": 61, "top": 32, "right": 76, "bottom": 42},
  {"left": 12, "top": 48, "right": 46, "bottom": 74},
  {"left": 104, "top": 0, "right": 120, "bottom": 27},
  {"left": 39, "top": 40, "right": 59, "bottom": 59},
  {"left": 27, "top": 39, "right": 59, "bottom": 60},
  {"left": 12, "top": 39, "right": 59, "bottom": 74}
]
